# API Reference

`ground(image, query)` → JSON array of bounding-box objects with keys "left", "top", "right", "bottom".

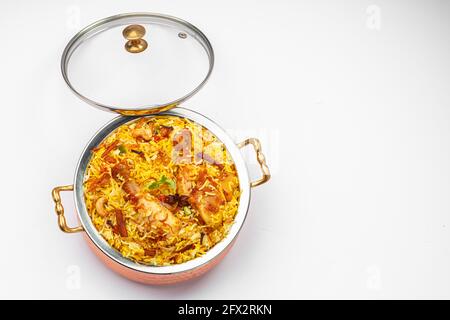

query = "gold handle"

[
  {"left": 238, "top": 138, "right": 271, "bottom": 187},
  {"left": 52, "top": 185, "right": 84, "bottom": 233}
]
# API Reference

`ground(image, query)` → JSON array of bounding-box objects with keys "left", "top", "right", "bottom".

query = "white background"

[{"left": 0, "top": 0, "right": 449, "bottom": 299}]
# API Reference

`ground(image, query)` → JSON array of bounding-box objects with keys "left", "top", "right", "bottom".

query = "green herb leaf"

[
  {"left": 148, "top": 175, "right": 176, "bottom": 191},
  {"left": 166, "top": 178, "right": 176, "bottom": 191},
  {"left": 183, "top": 206, "right": 192, "bottom": 216},
  {"left": 148, "top": 181, "right": 160, "bottom": 189},
  {"left": 118, "top": 144, "right": 127, "bottom": 154}
]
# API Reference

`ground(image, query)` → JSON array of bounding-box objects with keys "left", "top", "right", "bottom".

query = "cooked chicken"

[
  {"left": 190, "top": 185, "right": 225, "bottom": 228},
  {"left": 220, "top": 173, "right": 237, "bottom": 201},
  {"left": 111, "top": 162, "right": 130, "bottom": 181},
  {"left": 132, "top": 127, "right": 152, "bottom": 141},
  {"left": 176, "top": 165, "right": 197, "bottom": 196},
  {"left": 159, "top": 125, "right": 173, "bottom": 138},
  {"left": 136, "top": 194, "right": 181, "bottom": 234}
]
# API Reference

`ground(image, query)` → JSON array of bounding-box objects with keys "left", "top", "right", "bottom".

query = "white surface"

[{"left": 0, "top": 0, "right": 449, "bottom": 299}]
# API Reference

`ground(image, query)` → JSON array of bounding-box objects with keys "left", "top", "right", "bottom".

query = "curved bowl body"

[
  {"left": 73, "top": 107, "right": 251, "bottom": 284},
  {"left": 85, "top": 233, "right": 235, "bottom": 285}
]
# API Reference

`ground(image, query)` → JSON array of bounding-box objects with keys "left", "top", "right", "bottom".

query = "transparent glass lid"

[{"left": 61, "top": 13, "right": 214, "bottom": 115}]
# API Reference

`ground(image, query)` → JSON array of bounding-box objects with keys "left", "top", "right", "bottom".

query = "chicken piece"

[
  {"left": 114, "top": 160, "right": 181, "bottom": 235},
  {"left": 176, "top": 166, "right": 225, "bottom": 226},
  {"left": 111, "top": 160, "right": 140, "bottom": 205},
  {"left": 159, "top": 125, "right": 173, "bottom": 138},
  {"left": 122, "top": 180, "right": 140, "bottom": 204},
  {"left": 132, "top": 121, "right": 154, "bottom": 141},
  {"left": 137, "top": 194, "right": 181, "bottom": 234},
  {"left": 122, "top": 180, "right": 139, "bottom": 196},
  {"left": 176, "top": 165, "right": 197, "bottom": 196},
  {"left": 220, "top": 173, "right": 237, "bottom": 201},
  {"left": 190, "top": 186, "right": 225, "bottom": 228},
  {"left": 111, "top": 161, "right": 130, "bottom": 181},
  {"left": 197, "top": 168, "right": 208, "bottom": 186},
  {"left": 132, "top": 127, "right": 152, "bottom": 141}
]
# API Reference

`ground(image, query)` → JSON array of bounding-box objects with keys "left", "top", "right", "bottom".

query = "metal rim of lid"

[{"left": 61, "top": 12, "right": 215, "bottom": 115}]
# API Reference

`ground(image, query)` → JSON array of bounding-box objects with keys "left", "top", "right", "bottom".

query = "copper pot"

[{"left": 52, "top": 109, "right": 270, "bottom": 285}]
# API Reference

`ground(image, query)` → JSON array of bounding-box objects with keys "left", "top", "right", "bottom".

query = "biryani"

[{"left": 83, "top": 116, "right": 240, "bottom": 266}]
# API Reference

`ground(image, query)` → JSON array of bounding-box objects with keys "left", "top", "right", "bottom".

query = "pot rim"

[{"left": 73, "top": 107, "right": 251, "bottom": 275}]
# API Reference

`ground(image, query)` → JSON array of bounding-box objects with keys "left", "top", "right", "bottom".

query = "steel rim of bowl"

[
  {"left": 61, "top": 12, "right": 215, "bottom": 114},
  {"left": 73, "top": 107, "right": 251, "bottom": 275}
]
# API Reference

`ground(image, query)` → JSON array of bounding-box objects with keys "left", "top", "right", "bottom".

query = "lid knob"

[{"left": 122, "top": 24, "right": 148, "bottom": 53}]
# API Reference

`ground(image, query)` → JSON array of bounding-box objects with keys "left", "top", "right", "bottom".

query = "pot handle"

[
  {"left": 238, "top": 138, "right": 271, "bottom": 187},
  {"left": 52, "top": 185, "right": 84, "bottom": 233}
]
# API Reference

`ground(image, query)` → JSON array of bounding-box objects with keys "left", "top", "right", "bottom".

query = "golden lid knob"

[
  {"left": 122, "top": 24, "right": 148, "bottom": 53},
  {"left": 123, "top": 24, "right": 146, "bottom": 40}
]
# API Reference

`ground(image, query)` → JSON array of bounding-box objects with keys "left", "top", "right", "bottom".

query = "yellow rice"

[{"left": 83, "top": 116, "right": 240, "bottom": 266}]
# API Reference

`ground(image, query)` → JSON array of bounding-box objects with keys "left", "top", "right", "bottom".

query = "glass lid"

[{"left": 61, "top": 13, "right": 214, "bottom": 115}]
